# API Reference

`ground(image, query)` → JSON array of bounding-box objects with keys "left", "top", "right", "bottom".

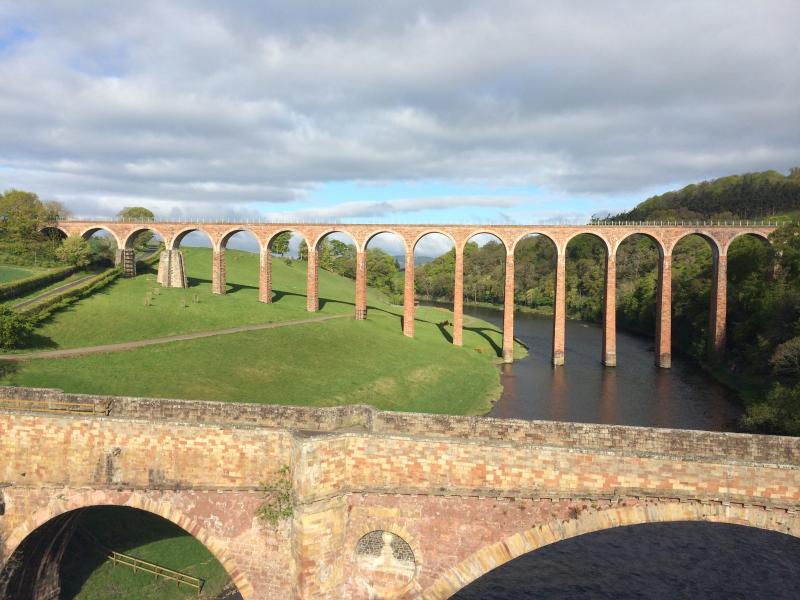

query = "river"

[
  {"left": 454, "top": 303, "right": 741, "bottom": 430},
  {"left": 430, "top": 304, "right": 800, "bottom": 598}
]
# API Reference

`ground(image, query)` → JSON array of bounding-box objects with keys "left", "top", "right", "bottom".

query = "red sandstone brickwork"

[
  {"left": 55, "top": 220, "right": 776, "bottom": 366},
  {"left": 602, "top": 254, "right": 617, "bottom": 366},
  {"left": 355, "top": 251, "right": 367, "bottom": 320},
  {"left": 452, "top": 251, "right": 464, "bottom": 346},
  {"left": 2, "top": 386, "right": 796, "bottom": 599},
  {"left": 710, "top": 253, "right": 727, "bottom": 354}
]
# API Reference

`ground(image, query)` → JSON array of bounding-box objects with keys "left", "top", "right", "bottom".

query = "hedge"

[
  {"left": 0, "top": 265, "right": 76, "bottom": 301},
  {"left": 19, "top": 266, "right": 123, "bottom": 323}
]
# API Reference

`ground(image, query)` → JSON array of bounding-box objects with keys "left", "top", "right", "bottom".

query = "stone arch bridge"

[
  {"left": 1, "top": 386, "right": 798, "bottom": 599},
  {"left": 48, "top": 220, "right": 778, "bottom": 368}
]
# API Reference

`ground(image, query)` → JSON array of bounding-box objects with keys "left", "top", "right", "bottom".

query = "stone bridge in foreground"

[
  {"left": 48, "top": 220, "right": 778, "bottom": 367},
  {"left": 1, "top": 386, "right": 798, "bottom": 599}
]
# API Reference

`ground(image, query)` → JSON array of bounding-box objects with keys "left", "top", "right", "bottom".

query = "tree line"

[{"left": 609, "top": 168, "right": 800, "bottom": 222}]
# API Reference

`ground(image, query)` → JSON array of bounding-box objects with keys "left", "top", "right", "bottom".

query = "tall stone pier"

[{"left": 156, "top": 250, "right": 187, "bottom": 288}]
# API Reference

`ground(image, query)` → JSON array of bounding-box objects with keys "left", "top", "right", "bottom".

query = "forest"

[
  {"left": 609, "top": 168, "right": 800, "bottom": 221},
  {"left": 413, "top": 168, "right": 800, "bottom": 435}
]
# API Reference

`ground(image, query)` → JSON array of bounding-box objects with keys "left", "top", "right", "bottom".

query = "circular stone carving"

[{"left": 355, "top": 530, "right": 416, "bottom": 596}]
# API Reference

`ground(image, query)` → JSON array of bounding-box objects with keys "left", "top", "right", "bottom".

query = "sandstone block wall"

[{"left": 1, "top": 386, "right": 799, "bottom": 599}]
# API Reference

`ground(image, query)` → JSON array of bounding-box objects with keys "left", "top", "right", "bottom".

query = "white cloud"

[{"left": 0, "top": 1, "right": 797, "bottom": 220}]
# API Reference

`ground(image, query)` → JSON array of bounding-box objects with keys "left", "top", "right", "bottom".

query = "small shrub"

[
  {"left": 0, "top": 306, "right": 33, "bottom": 348},
  {"left": 256, "top": 465, "right": 294, "bottom": 528},
  {"left": 283, "top": 258, "right": 293, "bottom": 267}
]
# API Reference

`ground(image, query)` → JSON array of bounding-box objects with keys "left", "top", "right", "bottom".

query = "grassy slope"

[
  {"left": 1, "top": 247, "right": 523, "bottom": 414},
  {"left": 0, "top": 264, "right": 36, "bottom": 283},
  {"left": 62, "top": 507, "right": 230, "bottom": 600}
]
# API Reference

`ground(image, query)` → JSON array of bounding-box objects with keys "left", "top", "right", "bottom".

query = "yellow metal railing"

[
  {"left": 108, "top": 550, "right": 205, "bottom": 595},
  {"left": 0, "top": 397, "right": 111, "bottom": 416}
]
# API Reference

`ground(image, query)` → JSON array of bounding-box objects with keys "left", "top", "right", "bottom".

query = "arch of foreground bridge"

[
  {"left": 421, "top": 500, "right": 800, "bottom": 600},
  {"left": 52, "top": 221, "right": 778, "bottom": 367},
  {"left": 3, "top": 489, "right": 257, "bottom": 600}
]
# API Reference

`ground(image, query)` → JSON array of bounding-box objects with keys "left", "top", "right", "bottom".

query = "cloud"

[
  {"left": 263, "top": 196, "right": 523, "bottom": 222},
  {"left": 0, "top": 1, "right": 798, "bottom": 221}
]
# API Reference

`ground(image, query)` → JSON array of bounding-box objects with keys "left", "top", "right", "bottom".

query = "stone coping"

[{"left": 1, "top": 386, "right": 798, "bottom": 466}]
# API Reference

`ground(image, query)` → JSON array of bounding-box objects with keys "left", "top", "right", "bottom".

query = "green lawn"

[
  {"left": 0, "top": 264, "right": 36, "bottom": 283},
  {"left": 62, "top": 507, "right": 231, "bottom": 600},
  {"left": 1, "top": 247, "right": 523, "bottom": 414}
]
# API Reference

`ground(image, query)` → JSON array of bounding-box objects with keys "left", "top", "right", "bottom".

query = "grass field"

[
  {"left": 0, "top": 264, "right": 36, "bottom": 283},
  {"left": 1, "top": 247, "right": 523, "bottom": 414},
  {"left": 61, "top": 507, "right": 231, "bottom": 600}
]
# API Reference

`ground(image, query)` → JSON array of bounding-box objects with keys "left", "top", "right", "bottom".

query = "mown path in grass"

[
  {"left": 1, "top": 247, "right": 524, "bottom": 415},
  {"left": 0, "top": 313, "right": 347, "bottom": 359}
]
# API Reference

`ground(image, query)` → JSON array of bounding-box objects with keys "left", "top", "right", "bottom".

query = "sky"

[{"left": 1, "top": 1, "right": 798, "bottom": 242}]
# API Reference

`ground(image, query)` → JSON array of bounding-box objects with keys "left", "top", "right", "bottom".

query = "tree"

[
  {"left": 56, "top": 235, "right": 92, "bottom": 267},
  {"left": 117, "top": 206, "right": 155, "bottom": 221},
  {"left": 88, "top": 236, "right": 116, "bottom": 265},
  {"left": 0, "top": 189, "right": 67, "bottom": 264},
  {"left": 117, "top": 207, "right": 156, "bottom": 252},
  {"left": 366, "top": 248, "right": 398, "bottom": 292},
  {"left": 0, "top": 306, "right": 33, "bottom": 349},
  {"left": 771, "top": 337, "right": 800, "bottom": 377},
  {"left": 0, "top": 190, "right": 47, "bottom": 241},
  {"left": 271, "top": 232, "right": 291, "bottom": 256}
]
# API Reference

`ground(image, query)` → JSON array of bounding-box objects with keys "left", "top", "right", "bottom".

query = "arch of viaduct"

[
  {"left": 0, "top": 386, "right": 798, "bottom": 599},
  {"left": 51, "top": 220, "right": 777, "bottom": 368}
]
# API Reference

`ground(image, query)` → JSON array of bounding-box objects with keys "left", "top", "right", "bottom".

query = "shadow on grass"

[
  {"left": 270, "top": 290, "right": 305, "bottom": 303},
  {"left": 436, "top": 322, "right": 454, "bottom": 343},
  {"left": 0, "top": 360, "right": 19, "bottom": 377},
  {"left": 226, "top": 282, "right": 258, "bottom": 294},
  {"left": 19, "top": 332, "right": 58, "bottom": 351},
  {"left": 465, "top": 326, "right": 503, "bottom": 357}
]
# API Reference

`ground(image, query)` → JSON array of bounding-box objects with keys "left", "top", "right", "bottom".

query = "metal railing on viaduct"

[{"left": 48, "top": 220, "right": 779, "bottom": 368}]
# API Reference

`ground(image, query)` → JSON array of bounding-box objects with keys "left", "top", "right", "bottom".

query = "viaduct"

[
  {"left": 0, "top": 386, "right": 799, "bottom": 599},
  {"left": 47, "top": 220, "right": 777, "bottom": 368}
]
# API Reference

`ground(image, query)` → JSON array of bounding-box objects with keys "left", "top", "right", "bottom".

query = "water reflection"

[
  {"left": 597, "top": 367, "right": 617, "bottom": 423},
  {"left": 449, "top": 304, "right": 740, "bottom": 431}
]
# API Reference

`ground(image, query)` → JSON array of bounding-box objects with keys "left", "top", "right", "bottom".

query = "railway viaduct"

[
  {"left": 1, "top": 386, "right": 799, "bottom": 599},
  {"left": 47, "top": 220, "right": 777, "bottom": 368}
]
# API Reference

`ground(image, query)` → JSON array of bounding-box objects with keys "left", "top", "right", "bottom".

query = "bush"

[
  {"left": 20, "top": 266, "right": 122, "bottom": 323},
  {"left": 55, "top": 235, "right": 92, "bottom": 267},
  {"left": 0, "top": 306, "right": 33, "bottom": 348},
  {"left": 0, "top": 265, "right": 75, "bottom": 301},
  {"left": 771, "top": 336, "right": 800, "bottom": 377}
]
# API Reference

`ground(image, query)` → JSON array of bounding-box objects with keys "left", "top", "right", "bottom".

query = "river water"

[
  {"left": 454, "top": 304, "right": 741, "bottom": 430},
  {"left": 430, "top": 305, "right": 800, "bottom": 598}
]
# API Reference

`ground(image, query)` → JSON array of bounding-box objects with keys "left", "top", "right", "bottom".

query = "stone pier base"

[
  {"left": 157, "top": 250, "right": 188, "bottom": 288},
  {"left": 115, "top": 249, "right": 136, "bottom": 278}
]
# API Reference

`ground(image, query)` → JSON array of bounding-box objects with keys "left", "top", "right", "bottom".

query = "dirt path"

[{"left": 0, "top": 314, "right": 349, "bottom": 361}]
